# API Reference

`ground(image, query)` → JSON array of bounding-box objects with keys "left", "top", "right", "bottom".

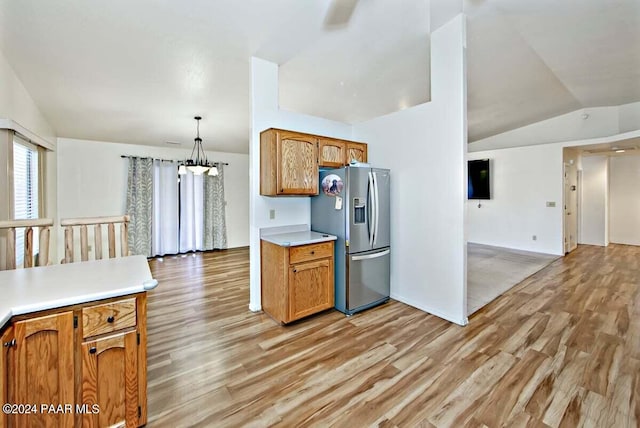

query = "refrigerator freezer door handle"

[
  {"left": 373, "top": 171, "right": 379, "bottom": 246},
  {"left": 352, "top": 249, "right": 390, "bottom": 261},
  {"left": 368, "top": 171, "right": 375, "bottom": 247}
]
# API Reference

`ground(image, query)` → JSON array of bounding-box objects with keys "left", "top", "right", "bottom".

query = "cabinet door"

[
  {"left": 276, "top": 131, "right": 318, "bottom": 195},
  {"left": 82, "top": 330, "right": 138, "bottom": 428},
  {"left": 318, "top": 138, "right": 346, "bottom": 168},
  {"left": 1, "top": 326, "right": 15, "bottom": 428},
  {"left": 346, "top": 142, "right": 368, "bottom": 164},
  {"left": 288, "top": 259, "right": 334, "bottom": 321},
  {"left": 14, "top": 311, "right": 75, "bottom": 428}
]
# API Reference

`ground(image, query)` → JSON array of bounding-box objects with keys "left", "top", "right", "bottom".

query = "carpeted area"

[{"left": 467, "top": 243, "right": 559, "bottom": 315}]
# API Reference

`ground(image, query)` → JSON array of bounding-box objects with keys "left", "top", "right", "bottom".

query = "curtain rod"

[{"left": 120, "top": 155, "right": 229, "bottom": 165}]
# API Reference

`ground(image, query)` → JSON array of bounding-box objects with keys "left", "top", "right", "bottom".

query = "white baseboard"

[{"left": 390, "top": 292, "right": 468, "bottom": 326}]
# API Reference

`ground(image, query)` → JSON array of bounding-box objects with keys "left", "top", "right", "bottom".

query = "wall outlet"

[
  {"left": 532, "top": 235, "right": 537, "bottom": 241},
  {"left": 87, "top": 245, "right": 92, "bottom": 252},
  {"left": 269, "top": 209, "right": 275, "bottom": 220},
  {"left": 546, "top": 201, "right": 556, "bottom": 207}
]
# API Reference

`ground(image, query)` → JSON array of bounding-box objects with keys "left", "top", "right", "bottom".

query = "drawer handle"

[
  {"left": 311, "top": 251, "right": 315, "bottom": 255},
  {"left": 89, "top": 347, "right": 97, "bottom": 354},
  {"left": 3, "top": 339, "right": 16, "bottom": 348},
  {"left": 107, "top": 316, "right": 115, "bottom": 323}
]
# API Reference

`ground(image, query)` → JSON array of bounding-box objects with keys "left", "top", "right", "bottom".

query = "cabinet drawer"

[
  {"left": 82, "top": 298, "right": 137, "bottom": 338},
  {"left": 289, "top": 242, "right": 333, "bottom": 264}
]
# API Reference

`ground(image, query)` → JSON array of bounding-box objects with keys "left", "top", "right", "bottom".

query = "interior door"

[{"left": 564, "top": 163, "right": 578, "bottom": 253}]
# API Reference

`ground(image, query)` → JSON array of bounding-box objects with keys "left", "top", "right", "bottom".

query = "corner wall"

[
  {"left": 249, "top": 58, "right": 353, "bottom": 311},
  {"left": 352, "top": 15, "right": 468, "bottom": 325}
]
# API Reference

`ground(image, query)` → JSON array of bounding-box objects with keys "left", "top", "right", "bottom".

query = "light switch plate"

[
  {"left": 546, "top": 201, "right": 556, "bottom": 207},
  {"left": 269, "top": 209, "right": 275, "bottom": 220}
]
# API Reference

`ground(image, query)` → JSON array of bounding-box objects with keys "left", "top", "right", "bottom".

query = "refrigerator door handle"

[
  {"left": 373, "top": 171, "right": 379, "bottom": 246},
  {"left": 352, "top": 249, "right": 390, "bottom": 261},
  {"left": 368, "top": 171, "right": 375, "bottom": 247}
]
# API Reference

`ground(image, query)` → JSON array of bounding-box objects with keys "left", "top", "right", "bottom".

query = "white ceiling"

[
  {"left": 466, "top": 0, "right": 640, "bottom": 142},
  {"left": 0, "top": 0, "right": 638, "bottom": 152}
]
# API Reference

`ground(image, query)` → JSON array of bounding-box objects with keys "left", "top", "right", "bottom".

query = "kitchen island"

[{"left": 0, "top": 255, "right": 157, "bottom": 427}]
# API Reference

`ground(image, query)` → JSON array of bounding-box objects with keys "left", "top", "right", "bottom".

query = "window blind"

[{"left": 13, "top": 138, "right": 39, "bottom": 266}]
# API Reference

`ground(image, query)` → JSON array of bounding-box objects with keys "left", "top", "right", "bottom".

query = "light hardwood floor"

[{"left": 146, "top": 245, "right": 639, "bottom": 427}]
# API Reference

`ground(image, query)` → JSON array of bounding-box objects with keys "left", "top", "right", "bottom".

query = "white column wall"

[
  {"left": 249, "top": 58, "right": 352, "bottom": 311},
  {"left": 352, "top": 15, "right": 468, "bottom": 325}
]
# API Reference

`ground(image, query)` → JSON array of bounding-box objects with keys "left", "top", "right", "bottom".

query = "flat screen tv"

[{"left": 468, "top": 159, "right": 491, "bottom": 200}]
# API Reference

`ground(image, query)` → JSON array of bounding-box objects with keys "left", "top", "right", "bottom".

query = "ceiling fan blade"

[{"left": 324, "top": 0, "right": 359, "bottom": 28}]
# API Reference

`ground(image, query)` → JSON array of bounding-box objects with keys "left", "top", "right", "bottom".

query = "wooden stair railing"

[
  {"left": 60, "top": 215, "right": 130, "bottom": 263},
  {"left": 0, "top": 218, "right": 54, "bottom": 270}
]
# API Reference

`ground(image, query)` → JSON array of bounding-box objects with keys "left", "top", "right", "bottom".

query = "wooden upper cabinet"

[
  {"left": 13, "top": 311, "right": 75, "bottom": 428},
  {"left": 318, "top": 138, "right": 346, "bottom": 168},
  {"left": 1, "top": 326, "right": 15, "bottom": 428},
  {"left": 346, "top": 142, "right": 368, "bottom": 164},
  {"left": 261, "top": 129, "right": 319, "bottom": 196},
  {"left": 82, "top": 330, "right": 139, "bottom": 428}
]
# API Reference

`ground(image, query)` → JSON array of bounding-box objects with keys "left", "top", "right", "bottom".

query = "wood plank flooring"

[{"left": 145, "top": 244, "right": 640, "bottom": 427}]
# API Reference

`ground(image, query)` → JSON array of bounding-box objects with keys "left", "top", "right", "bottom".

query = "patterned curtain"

[
  {"left": 126, "top": 157, "right": 153, "bottom": 256},
  {"left": 203, "top": 163, "right": 227, "bottom": 250}
]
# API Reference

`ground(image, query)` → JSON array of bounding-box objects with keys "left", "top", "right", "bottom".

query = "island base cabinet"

[
  {"left": 14, "top": 312, "right": 75, "bottom": 428},
  {"left": 1, "top": 326, "right": 15, "bottom": 428},
  {"left": 0, "top": 293, "right": 148, "bottom": 428},
  {"left": 82, "top": 330, "right": 138, "bottom": 428}
]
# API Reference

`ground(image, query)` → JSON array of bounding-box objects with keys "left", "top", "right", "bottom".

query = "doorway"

[{"left": 563, "top": 161, "right": 578, "bottom": 254}]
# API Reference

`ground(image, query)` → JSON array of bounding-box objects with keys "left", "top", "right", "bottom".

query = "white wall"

[
  {"left": 352, "top": 15, "right": 468, "bottom": 325},
  {"left": 56, "top": 138, "right": 249, "bottom": 257},
  {"left": 0, "top": 48, "right": 58, "bottom": 262},
  {"left": 609, "top": 155, "right": 640, "bottom": 246},
  {"left": 467, "top": 144, "right": 564, "bottom": 255},
  {"left": 580, "top": 156, "right": 609, "bottom": 246},
  {"left": 0, "top": 50, "right": 56, "bottom": 146},
  {"left": 470, "top": 102, "right": 640, "bottom": 152},
  {"left": 249, "top": 57, "right": 353, "bottom": 311}
]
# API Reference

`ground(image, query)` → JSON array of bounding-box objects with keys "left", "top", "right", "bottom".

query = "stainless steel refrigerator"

[{"left": 311, "top": 166, "right": 390, "bottom": 315}]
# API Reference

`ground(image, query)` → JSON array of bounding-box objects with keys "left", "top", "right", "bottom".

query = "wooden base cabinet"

[
  {"left": 1, "top": 326, "right": 15, "bottom": 428},
  {"left": 0, "top": 293, "right": 148, "bottom": 428},
  {"left": 81, "top": 331, "right": 138, "bottom": 427},
  {"left": 14, "top": 312, "right": 75, "bottom": 428},
  {"left": 261, "top": 240, "right": 335, "bottom": 324}
]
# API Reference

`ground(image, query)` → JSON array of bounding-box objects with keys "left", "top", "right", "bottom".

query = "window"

[{"left": 13, "top": 137, "right": 40, "bottom": 266}]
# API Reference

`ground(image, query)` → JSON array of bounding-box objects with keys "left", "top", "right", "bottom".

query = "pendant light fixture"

[{"left": 179, "top": 116, "right": 215, "bottom": 176}]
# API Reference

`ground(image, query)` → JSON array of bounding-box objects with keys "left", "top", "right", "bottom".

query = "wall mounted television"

[{"left": 468, "top": 159, "right": 491, "bottom": 200}]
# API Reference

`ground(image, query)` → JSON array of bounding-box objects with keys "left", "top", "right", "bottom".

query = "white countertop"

[
  {"left": 261, "top": 230, "right": 337, "bottom": 247},
  {"left": 0, "top": 255, "right": 157, "bottom": 327}
]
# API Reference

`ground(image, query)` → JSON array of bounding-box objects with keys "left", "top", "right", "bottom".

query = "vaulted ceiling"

[{"left": 0, "top": 0, "right": 638, "bottom": 153}]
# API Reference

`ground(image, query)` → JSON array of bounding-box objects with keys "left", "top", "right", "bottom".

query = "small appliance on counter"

[{"left": 311, "top": 165, "right": 390, "bottom": 315}]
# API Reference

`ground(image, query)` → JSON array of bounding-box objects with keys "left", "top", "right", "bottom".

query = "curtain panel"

[
  {"left": 152, "top": 160, "right": 179, "bottom": 256},
  {"left": 126, "top": 157, "right": 153, "bottom": 256},
  {"left": 203, "top": 164, "right": 227, "bottom": 250}
]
